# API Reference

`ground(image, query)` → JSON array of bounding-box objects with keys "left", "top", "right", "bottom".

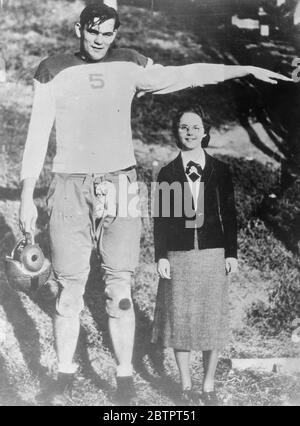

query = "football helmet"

[{"left": 5, "top": 233, "right": 51, "bottom": 294}]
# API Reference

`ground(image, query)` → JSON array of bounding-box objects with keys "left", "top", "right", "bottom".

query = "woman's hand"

[
  {"left": 225, "top": 258, "right": 238, "bottom": 274},
  {"left": 157, "top": 258, "right": 171, "bottom": 280}
]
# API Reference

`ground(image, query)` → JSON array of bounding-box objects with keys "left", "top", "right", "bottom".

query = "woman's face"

[{"left": 178, "top": 112, "right": 206, "bottom": 151}]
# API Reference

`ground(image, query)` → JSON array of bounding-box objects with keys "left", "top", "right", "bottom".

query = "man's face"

[
  {"left": 178, "top": 112, "right": 206, "bottom": 151},
  {"left": 76, "top": 18, "right": 117, "bottom": 61}
]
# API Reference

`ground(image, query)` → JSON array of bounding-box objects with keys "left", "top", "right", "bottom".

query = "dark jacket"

[{"left": 154, "top": 151, "right": 237, "bottom": 261}]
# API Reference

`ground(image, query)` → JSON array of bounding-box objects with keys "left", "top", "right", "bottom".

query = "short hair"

[
  {"left": 80, "top": 3, "right": 121, "bottom": 30},
  {"left": 172, "top": 104, "right": 211, "bottom": 148}
]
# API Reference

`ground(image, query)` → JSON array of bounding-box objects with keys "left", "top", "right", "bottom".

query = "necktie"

[{"left": 186, "top": 161, "right": 203, "bottom": 182}]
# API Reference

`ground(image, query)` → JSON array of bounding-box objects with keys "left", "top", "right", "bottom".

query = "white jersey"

[{"left": 21, "top": 48, "right": 225, "bottom": 180}]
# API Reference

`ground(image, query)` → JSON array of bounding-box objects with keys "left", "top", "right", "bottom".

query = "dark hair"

[
  {"left": 172, "top": 104, "right": 211, "bottom": 148},
  {"left": 80, "top": 3, "right": 121, "bottom": 30}
]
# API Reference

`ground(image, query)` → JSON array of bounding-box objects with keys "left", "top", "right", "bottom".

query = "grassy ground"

[{"left": 0, "top": 0, "right": 299, "bottom": 406}]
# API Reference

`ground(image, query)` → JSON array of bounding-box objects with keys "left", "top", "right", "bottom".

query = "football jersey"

[{"left": 21, "top": 48, "right": 225, "bottom": 179}]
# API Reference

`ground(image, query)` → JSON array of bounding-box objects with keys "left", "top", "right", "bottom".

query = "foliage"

[{"left": 239, "top": 217, "right": 300, "bottom": 333}]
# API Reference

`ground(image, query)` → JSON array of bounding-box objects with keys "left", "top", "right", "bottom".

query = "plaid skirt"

[{"left": 151, "top": 248, "right": 229, "bottom": 351}]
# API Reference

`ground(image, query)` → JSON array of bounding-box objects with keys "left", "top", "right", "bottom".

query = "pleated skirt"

[{"left": 151, "top": 248, "right": 229, "bottom": 351}]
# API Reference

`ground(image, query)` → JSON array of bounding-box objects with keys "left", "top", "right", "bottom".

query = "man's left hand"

[{"left": 249, "top": 66, "right": 293, "bottom": 84}]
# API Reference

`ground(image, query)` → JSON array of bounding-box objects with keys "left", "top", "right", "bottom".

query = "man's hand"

[
  {"left": 225, "top": 258, "right": 238, "bottom": 274},
  {"left": 249, "top": 66, "right": 293, "bottom": 84},
  {"left": 223, "top": 65, "right": 293, "bottom": 84},
  {"left": 19, "top": 177, "right": 37, "bottom": 233},
  {"left": 157, "top": 258, "right": 171, "bottom": 280}
]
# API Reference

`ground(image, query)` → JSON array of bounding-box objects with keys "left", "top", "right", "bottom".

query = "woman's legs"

[
  {"left": 202, "top": 350, "right": 219, "bottom": 392},
  {"left": 174, "top": 349, "right": 192, "bottom": 390},
  {"left": 174, "top": 349, "right": 219, "bottom": 391}
]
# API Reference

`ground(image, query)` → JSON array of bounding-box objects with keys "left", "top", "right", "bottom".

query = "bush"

[
  {"left": 258, "top": 178, "right": 300, "bottom": 253},
  {"left": 248, "top": 271, "right": 300, "bottom": 335},
  {"left": 215, "top": 155, "right": 280, "bottom": 229},
  {"left": 242, "top": 219, "right": 300, "bottom": 334}
]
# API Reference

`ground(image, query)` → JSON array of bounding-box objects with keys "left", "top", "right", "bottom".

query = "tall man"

[{"left": 19, "top": 3, "right": 291, "bottom": 405}]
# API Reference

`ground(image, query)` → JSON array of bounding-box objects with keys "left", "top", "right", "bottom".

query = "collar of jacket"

[{"left": 171, "top": 150, "right": 215, "bottom": 188}]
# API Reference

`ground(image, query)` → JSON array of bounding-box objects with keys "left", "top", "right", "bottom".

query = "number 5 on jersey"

[{"left": 89, "top": 73, "right": 105, "bottom": 89}]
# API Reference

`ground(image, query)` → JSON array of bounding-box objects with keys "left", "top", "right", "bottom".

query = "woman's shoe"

[{"left": 201, "top": 391, "right": 219, "bottom": 406}]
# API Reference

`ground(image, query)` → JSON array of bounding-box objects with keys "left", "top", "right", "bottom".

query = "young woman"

[{"left": 152, "top": 104, "right": 238, "bottom": 406}]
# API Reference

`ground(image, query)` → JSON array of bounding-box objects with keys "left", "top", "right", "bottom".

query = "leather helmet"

[{"left": 5, "top": 233, "right": 51, "bottom": 294}]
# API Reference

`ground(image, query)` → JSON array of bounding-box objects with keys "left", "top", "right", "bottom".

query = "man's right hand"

[{"left": 19, "top": 177, "right": 38, "bottom": 233}]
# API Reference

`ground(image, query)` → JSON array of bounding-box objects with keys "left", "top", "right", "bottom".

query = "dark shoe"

[
  {"left": 114, "top": 376, "right": 138, "bottom": 406},
  {"left": 177, "top": 388, "right": 200, "bottom": 406},
  {"left": 201, "top": 391, "right": 219, "bottom": 406},
  {"left": 46, "top": 372, "right": 75, "bottom": 406}
]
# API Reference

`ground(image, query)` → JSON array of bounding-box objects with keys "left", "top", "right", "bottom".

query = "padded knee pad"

[
  {"left": 118, "top": 298, "right": 132, "bottom": 311},
  {"left": 55, "top": 288, "right": 84, "bottom": 318}
]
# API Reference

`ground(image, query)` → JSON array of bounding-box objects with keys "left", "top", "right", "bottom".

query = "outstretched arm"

[{"left": 136, "top": 63, "right": 293, "bottom": 95}]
